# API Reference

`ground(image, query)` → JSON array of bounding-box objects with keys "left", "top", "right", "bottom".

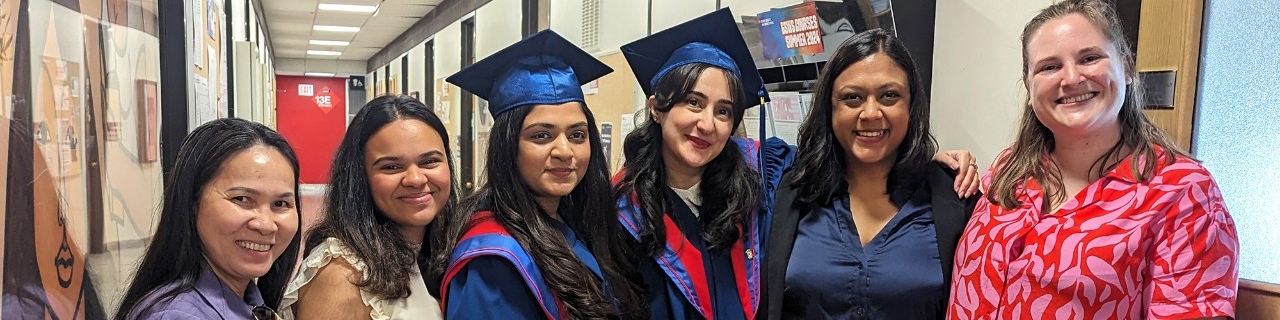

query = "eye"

[
  {"left": 569, "top": 130, "right": 588, "bottom": 141},
  {"left": 231, "top": 196, "right": 250, "bottom": 204},
  {"left": 530, "top": 132, "right": 552, "bottom": 141},
  {"left": 272, "top": 200, "right": 294, "bottom": 210},
  {"left": 879, "top": 91, "right": 902, "bottom": 103},
  {"left": 685, "top": 97, "right": 701, "bottom": 109},
  {"left": 379, "top": 164, "right": 403, "bottom": 171},
  {"left": 1038, "top": 64, "right": 1060, "bottom": 73},
  {"left": 838, "top": 93, "right": 864, "bottom": 105},
  {"left": 715, "top": 105, "right": 733, "bottom": 117},
  {"left": 1081, "top": 54, "right": 1103, "bottom": 64}
]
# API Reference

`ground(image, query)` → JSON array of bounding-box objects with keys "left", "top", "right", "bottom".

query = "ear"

[{"left": 647, "top": 96, "right": 663, "bottom": 124}]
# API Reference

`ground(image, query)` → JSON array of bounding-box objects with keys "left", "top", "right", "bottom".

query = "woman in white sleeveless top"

[{"left": 279, "top": 95, "right": 454, "bottom": 319}]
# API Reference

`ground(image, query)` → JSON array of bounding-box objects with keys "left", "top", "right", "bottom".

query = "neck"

[
  {"left": 206, "top": 259, "right": 248, "bottom": 300},
  {"left": 536, "top": 196, "right": 562, "bottom": 221},
  {"left": 397, "top": 225, "right": 426, "bottom": 250},
  {"left": 844, "top": 155, "right": 893, "bottom": 195},
  {"left": 662, "top": 153, "right": 703, "bottom": 189},
  {"left": 1050, "top": 124, "right": 1123, "bottom": 181}
]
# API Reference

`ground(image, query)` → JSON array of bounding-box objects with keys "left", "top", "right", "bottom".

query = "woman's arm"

[
  {"left": 292, "top": 258, "right": 375, "bottom": 319},
  {"left": 1145, "top": 178, "right": 1238, "bottom": 320}
]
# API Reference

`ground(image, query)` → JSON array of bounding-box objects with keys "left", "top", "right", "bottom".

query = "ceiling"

[{"left": 262, "top": 0, "right": 442, "bottom": 74}]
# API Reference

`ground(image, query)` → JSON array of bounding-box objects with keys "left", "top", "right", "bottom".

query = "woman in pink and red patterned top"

[{"left": 947, "top": 0, "right": 1239, "bottom": 319}]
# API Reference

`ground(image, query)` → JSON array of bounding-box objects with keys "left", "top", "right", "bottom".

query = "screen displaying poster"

[{"left": 756, "top": 2, "right": 825, "bottom": 60}]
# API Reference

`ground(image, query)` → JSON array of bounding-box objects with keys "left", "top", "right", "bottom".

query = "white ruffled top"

[{"left": 278, "top": 237, "right": 441, "bottom": 320}]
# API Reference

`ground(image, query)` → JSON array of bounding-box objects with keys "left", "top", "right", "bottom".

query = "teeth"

[
  {"left": 1061, "top": 93, "right": 1095, "bottom": 104},
  {"left": 237, "top": 241, "right": 271, "bottom": 252},
  {"left": 856, "top": 130, "right": 885, "bottom": 137}
]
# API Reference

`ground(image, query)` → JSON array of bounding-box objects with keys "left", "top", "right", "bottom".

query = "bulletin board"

[{"left": 582, "top": 51, "right": 640, "bottom": 175}]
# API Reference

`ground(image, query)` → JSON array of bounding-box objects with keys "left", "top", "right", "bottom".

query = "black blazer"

[{"left": 760, "top": 163, "right": 980, "bottom": 320}]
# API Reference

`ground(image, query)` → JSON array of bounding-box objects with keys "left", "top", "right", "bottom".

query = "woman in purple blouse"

[{"left": 113, "top": 118, "right": 302, "bottom": 320}]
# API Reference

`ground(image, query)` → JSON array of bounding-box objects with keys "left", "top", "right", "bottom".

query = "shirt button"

[{"left": 855, "top": 307, "right": 864, "bottom": 315}]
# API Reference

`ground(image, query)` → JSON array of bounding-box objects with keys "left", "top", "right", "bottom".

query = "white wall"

[
  {"left": 651, "top": 0, "right": 718, "bottom": 31},
  {"left": 548, "top": 0, "right": 584, "bottom": 45},
  {"left": 721, "top": 0, "right": 802, "bottom": 17},
  {"left": 408, "top": 42, "right": 427, "bottom": 96},
  {"left": 596, "top": 1, "right": 651, "bottom": 51},
  {"left": 929, "top": 0, "right": 1050, "bottom": 168},
  {"left": 476, "top": 0, "right": 522, "bottom": 59}
]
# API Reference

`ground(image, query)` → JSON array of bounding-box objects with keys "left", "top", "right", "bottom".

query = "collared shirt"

[
  {"left": 783, "top": 184, "right": 943, "bottom": 319},
  {"left": 948, "top": 147, "right": 1239, "bottom": 320},
  {"left": 127, "top": 267, "right": 265, "bottom": 320}
]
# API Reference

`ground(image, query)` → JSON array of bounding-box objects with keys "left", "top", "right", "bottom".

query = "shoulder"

[
  {"left": 1145, "top": 154, "right": 1228, "bottom": 213},
  {"left": 292, "top": 256, "right": 374, "bottom": 319},
  {"left": 136, "top": 309, "right": 205, "bottom": 320},
  {"left": 129, "top": 285, "right": 213, "bottom": 319}
]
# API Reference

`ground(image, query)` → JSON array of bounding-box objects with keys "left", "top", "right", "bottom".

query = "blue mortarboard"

[
  {"left": 447, "top": 30, "right": 612, "bottom": 116},
  {"left": 620, "top": 8, "right": 769, "bottom": 109}
]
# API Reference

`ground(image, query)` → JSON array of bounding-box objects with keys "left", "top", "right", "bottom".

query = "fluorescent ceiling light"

[
  {"left": 305, "top": 72, "right": 336, "bottom": 77},
  {"left": 313, "top": 25, "right": 360, "bottom": 33},
  {"left": 307, "top": 50, "right": 342, "bottom": 56},
  {"left": 318, "top": 3, "right": 378, "bottom": 13},
  {"left": 309, "top": 40, "right": 350, "bottom": 46}
]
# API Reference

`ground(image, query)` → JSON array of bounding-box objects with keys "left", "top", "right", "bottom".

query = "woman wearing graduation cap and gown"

[
  {"left": 431, "top": 30, "right": 644, "bottom": 319},
  {"left": 611, "top": 9, "right": 982, "bottom": 320}
]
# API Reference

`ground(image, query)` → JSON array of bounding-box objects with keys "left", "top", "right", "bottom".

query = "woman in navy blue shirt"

[{"left": 761, "top": 29, "right": 981, "bottom": 320}]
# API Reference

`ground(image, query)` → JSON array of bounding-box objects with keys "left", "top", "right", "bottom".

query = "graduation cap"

[
  {"left": 447, "top": 30, "right": 612, "bottom": 117},
  {"left": 621, "top": 8, "right": 769, "bottom": 109}
]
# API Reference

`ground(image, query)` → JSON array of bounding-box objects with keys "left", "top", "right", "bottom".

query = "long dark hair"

[
  {"left": 615, "top": 62, "right": 762, "bottom": 257},
  {"left": 306, "top": 94, "right": 457, "bottom": 299},
  {"left": 114, "top": 118, "right": 302, "bottom": 319},
  {"left": 789, "top": 29, "right": 937, "bottom": 205},
  {"left": 989, "top": 0, "right": 1188, "bottom": 210},
  {"left": 434, "top": 102, "right": 643, "bottom": 318}
]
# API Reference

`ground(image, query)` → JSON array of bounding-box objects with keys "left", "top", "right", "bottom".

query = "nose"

[
  {"left": 550, "top": 135, "right": 573, "bottom": 162},
  {"left": 859, "top": 103, "right": 885, "bottom": 121},
  {"left": 247, "top": 209, "right": 279, "bottom": 235},
  {"left": 1060, "top": 63, "right": 1085, "bottom": 88},
  {"left": 402, "top": 166, "right": 428, "bottom": 188},
  {"left": 694, "top": 108, "right": 716, "bottom": 134}
]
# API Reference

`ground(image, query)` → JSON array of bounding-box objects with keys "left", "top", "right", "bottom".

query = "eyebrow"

[
  {"left": 523, "top": 121, "right": 589, "bottom": 131},
  {"left": 372, "top": 150, "right": 446, "bottom": 165},
  {"left": 226, "top": 187, "right": 296, "bottom": 199},
  {"left": 687, "top": 90, "right": 736, "bottom": 107}
]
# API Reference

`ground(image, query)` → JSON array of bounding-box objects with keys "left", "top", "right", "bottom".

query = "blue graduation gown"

[
  {"left": 613, "top": 137, "right": 795, "bottom": 320},
  {"left": 441, "top": 211, "right": 604, "bottom": 320}
]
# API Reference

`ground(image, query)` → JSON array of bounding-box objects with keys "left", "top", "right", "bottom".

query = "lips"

[
  {"left": 686, "top": 135, "right": 711, "bottom": 149},
  {"left": 398, "top": 192, "right": 433, "bottom": 205},
  {"left": 236, "top": 240, "right": 272, "bottom": 252},
  {"left": 547, "top": 167, "right": 574, "bottom": 177},
  {"left": 854, "top": 129, "right": 889, "bottom": 143},
  {"left": 1056, "top": 92, "right": 1097, "bottom": 105}
]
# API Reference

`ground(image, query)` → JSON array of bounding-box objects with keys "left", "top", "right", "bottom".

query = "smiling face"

[
  {"left": 518, "top": 102, "right": 592, "bottom": 206},
  {"left": 196, "top": 145, "right": 299, "bottom": 290},
  {"left": 830, "top": 52, "right": 911, "bottom": 168},
  {"left": 1025, "top": 13, "right": 1129, "bottom": 140},
  {"left": 652, "top": 67, "right": 737, "bottom": 178},
  {"left": 364, "top": 118, "right": 452, "bottom": 243}
]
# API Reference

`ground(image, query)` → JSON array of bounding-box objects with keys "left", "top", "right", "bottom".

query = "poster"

[
  {"left": 193, "top": 75, "right": 214, "bottom": 125},
  {"left": 599, "top": 122, "right": 612, "bottom": 168},
  {"left": 135, "top": 80, "right": 159, "bottom": 163},
  {"left": 39, "top": 57, "right": 83, "bottom": 177},
  {"left": 756, "top": 2, "right": 825, "bottom": 60}
]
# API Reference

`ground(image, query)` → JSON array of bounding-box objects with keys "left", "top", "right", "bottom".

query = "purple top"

[{"left": 125, "top": 267, "right": 265, "bottom": 320}]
